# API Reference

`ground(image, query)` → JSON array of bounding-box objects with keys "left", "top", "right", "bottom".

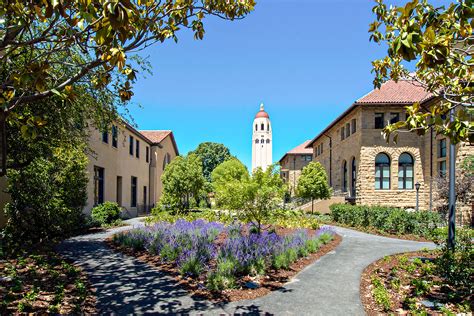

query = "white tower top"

[{"left": 252, "top": 103, "right": 272, "bottom": 171}]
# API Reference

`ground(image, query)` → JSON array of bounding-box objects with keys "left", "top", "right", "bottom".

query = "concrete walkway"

[{"left": 58, "top": 219, "right": 435, "bottom": 315}]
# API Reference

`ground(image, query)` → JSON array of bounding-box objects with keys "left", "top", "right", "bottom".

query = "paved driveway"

[{"left": 58, "top": 219, "right": 434, "bottom": 315}]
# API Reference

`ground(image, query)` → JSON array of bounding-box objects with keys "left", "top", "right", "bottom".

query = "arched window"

[
  {"left": 267, "top": 124, "right": 270, "bottom": 131},
  {"left": 266, "top": 139, "right": 270, "bottom": 144},
  {"left": 163, "top": 153, "right": 171, "bottom": 171},
  {"left": 375, "top": 153, "right": 390, "bottom": 190},
  {"left": 255, "top": 124, "right": 257, "bottom": 131},
  {"left": 261, "top": 123, "right": 264, "bottom": 131},
  {"left": 342, "top": 160, "right": 347, "bottom": 192},
  {"left": 351, "top": 157, "right": 356, "bottom": 197},
  {"left": 255, "top": 139, "right": 259, "bottom": 144},
  {"left": 398, "top": 153, "right": 414, "bottom": 189}
]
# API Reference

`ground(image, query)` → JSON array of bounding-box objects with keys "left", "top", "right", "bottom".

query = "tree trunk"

[{"left": 311, "top": 198, "right": 314, "bottom": 214}]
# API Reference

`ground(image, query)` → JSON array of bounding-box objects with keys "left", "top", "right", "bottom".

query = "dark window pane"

[
  {"left": 439, "top": 139, "right": 447, "bottom": 158},
  {"left": 102, "top": 131, "right": 108, "bottom": 143},
  {"left": 375, "top": 153, "right": 390, "bottom": 190},
  {"left": 375, "top": 113, "right": 385, "bottom": 129},
  {"left": 146, "top": 147, "right": 149, "bottom": 163},
  {"left": 112, "top": 125, "right": 118, "bottom": 148},
  {"left": 351, "top": 119, "right": 356, "bottom": 134},
  {"left": 94, "top": 166, "right": 104, "bottom": 205},
  {"left": 390, "top": 113, "right": 400, "bottom": 124},
  {"left": 131, "top": 176, "right": 137, "bottom": 207},
  {"left": 136, "top": 140, "right": 140, "bottom": 158},
  {"left": 345, "top": 123, "right": 350, "bottom": 138},
  {"left": 129, "top": 136, "right": 134, "bottom": 155}
]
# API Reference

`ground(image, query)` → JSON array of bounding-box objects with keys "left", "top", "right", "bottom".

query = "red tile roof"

[
  {"left": 356, "top": 79, "right": 433, "bottom": 104},
  {"left": 140, "top": 130, "right": 179, "bottom": 155},
  {"left": 140, "top": 130, "right": 172, "bottom": 144},
  {"left": 306, "top": 80, "right": 435, "bottom": 148},
  {"left": 279, "top": 140, "right": 313, "bottom": 162}
]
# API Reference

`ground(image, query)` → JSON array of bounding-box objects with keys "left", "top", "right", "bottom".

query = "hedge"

[{"left": 329, "top": 204, "right": 442, "bottom": 237}]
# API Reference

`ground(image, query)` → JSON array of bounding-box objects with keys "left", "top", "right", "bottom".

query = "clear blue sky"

[{"left": 128, "top": 0, "right": 444, "bottom": 170}]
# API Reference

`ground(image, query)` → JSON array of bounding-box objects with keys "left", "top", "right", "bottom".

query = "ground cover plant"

[
  {"left": 330, "top": 204, "right": 442, "bottom": 239},
  {"left": 112, "top": 219, "right": 338, "bottom": 301},
  {"left": 361, "top": 228, "right": 473, "bottom": 314},
  {"left": 0, "top": 252, "right": 95, "bottom": 314}
]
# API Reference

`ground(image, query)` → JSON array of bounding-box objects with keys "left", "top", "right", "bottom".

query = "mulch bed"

[
  {"left": 360, "top": 251, "right": 472, "bottom": 315},
  {"left": 0, "top": 253, "right": 96, "bottom": 314},
  {"left": 107, "top": 227, "right": 342, "bottom": 302}
]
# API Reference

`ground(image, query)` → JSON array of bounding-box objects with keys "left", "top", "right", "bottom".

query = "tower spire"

[{"left": 260, "top": 103, "right": 264, "bottom": 111}]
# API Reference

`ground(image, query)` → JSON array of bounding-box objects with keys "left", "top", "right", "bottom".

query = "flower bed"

[
  {"left": 360, "top": 228, "right": 473, "bottom": 315},
  {"left": 112, "top": 219, "right": 340, "bottom": 301}
]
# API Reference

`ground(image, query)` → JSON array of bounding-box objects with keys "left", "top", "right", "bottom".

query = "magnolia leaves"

[{"left": 369, "top": 0, "right": 473, "bottom": 144}]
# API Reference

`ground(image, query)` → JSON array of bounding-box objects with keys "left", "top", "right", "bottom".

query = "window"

[
  {"left": 267, "top": 124, "right": 270, "bottom": 131},
  {"left": 261, "top": 123, "right": 264, "bottom": 130},
  {"left": 320, "top": 143, "right": 323, "bottom": 154},
  {"left": 398, "top": 153, "right": 414, "bottom": 189},
  {"left": 340, "top": 127, "right": 345, "bottom": 140},
  {"left": 345, "top": 123, "right": 350, "bottom": 138},
  {"left": 102, "top": 130, "right": 108, "bottom": 144},
  {"left": 438, "top": 138, "right": 447, "bottom": 158},
  {"left": 342, "top": 160, "right": 348, "bottom": 192},
  {"left": 305, "top": 155, "right": 312, "bottom": 162},
  {"left": 136, "top": 139, "right": 140, "bottom": 158},
  {"left": 317, "top": 146, "right": 320, "bottom": 156},
  {"left": 351, "top": 119, "right": 356, "bottom": 134},
  {"left": 375, "top": 153, "right": 390, "bottom": 190},
  {"left": 129, "top": 136, "right": 134, "bottom": 155},
  {"left": 116, "top": 176, "right": 122, "bottom": 206},
  {"left": 143, "top": 186, "right": 147, "bottom": 210},
  {"left": 374, "top": 113, "right": 385, "bottom": 129},
  {"left": 94, "top": 166, "right": 104, "bottom": 205},
  {"left": 112, "top": 125, "right": 118, "bottom": 148},
  {"left": 390, "top": 113, "right": 400, "bottom": 124},
  {"left": 439, "top": 161, "right": 447, "bottom": 178},
  {"left": 131, "top": 176, "right": 137, "bottom": 207},
  {"left": 255, "top": 139, "right": 259, "bottom": 144},
  {"left": 266, "top": 139, "right": 270, "bottom": 144},
  {"left": 146, "top": 146, "right": 149, "bottom": 163},
  {"left": 351, "top": 157, "right": 356, "bottom": 197},
  {"left": 163, "top": 153, "right": 171, "bottom": 171},
  {"left": 255, "top": 124, "right": 257, "bottom": 131}
]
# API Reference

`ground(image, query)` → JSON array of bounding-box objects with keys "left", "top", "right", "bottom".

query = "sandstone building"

[
  {"left": 305, "top": 79, "right": 473, "bottom": 224},
  {"left": 279, "top": 140, "right": 313, "bottom": 195},
  {"left": 85, "top": 123, "right": 179, "bottom": 217}
]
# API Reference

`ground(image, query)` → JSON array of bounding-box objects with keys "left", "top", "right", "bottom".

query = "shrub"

[
  {"left": 91, "top": 202, "right": 121, "bottom": 226},
  {"left": 371, "top": 276, "right": 391, "bottom": 311},
  {"left": 329, "top": 204, "right": 441, "bottom": 237}
]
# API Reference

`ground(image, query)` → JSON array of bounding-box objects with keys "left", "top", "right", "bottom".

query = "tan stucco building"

[
  {"left": 85, "top": 123, "right": 179, "bottom": 217},
  {"left": 306, "top": 80, "right": 473, "bottom": 224},
  {"left": 279, "top": 140, "right": 313, "bottom": 195}
]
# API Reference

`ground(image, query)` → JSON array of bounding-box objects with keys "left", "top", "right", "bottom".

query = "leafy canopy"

[
  {"left": 296, "top": 161, "right": 331, "bottom": 201},
  {"left": 160, "top": 153, "right": 206, "bottom": 212},
  {"left": 190, "top": 142, "right": 233, "bottom": 182},
  {"left": 215, "top": 165, "right": 286, "bottom": 233},
  {"left": 211, "top": 157, "right": 249, "bottom": 190},
  {"left": 369, "top": 0, "right": 473, "bottom": 143}
]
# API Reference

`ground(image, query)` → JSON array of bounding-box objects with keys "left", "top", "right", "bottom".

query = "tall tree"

[
  {"left": 296, "top": 162, "right": 331, "bottom": 214},
  {"left": 211, "top": 158, "right": 249, "bottom": 189},
  {"left": 190, "top": 142, "right": 233, "bottom": 182},
  {"left": 160, "top": 153, "right": 205, "bottom": 212},
  {"left": 369, "top": 0, "right": 473, "bottom": 143}
]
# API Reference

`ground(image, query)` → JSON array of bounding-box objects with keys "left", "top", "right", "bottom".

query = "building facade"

[
  {"left": 252, "top": 104, "right": 272, "bottom": 171},
  {"left": 279, "top": 140, "right": 313, "bottom": 195},
  {"left": 86, "top": 123, "right": 179, "bottom": 217},
  {"left": 306, "top": 80, "right": 473, "bottom": 225}
]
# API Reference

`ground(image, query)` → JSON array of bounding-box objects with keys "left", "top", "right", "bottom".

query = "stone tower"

[{"left": 252, "top": 103, "right": 272, "bottom": 171}]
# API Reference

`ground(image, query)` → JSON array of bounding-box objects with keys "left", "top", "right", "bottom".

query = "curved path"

[{"left": 58, "top": 219, "right": 435, "bottom": 315}]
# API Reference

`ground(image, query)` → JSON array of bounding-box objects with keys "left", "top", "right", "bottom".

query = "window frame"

[
  {"left": 135, "top": 139, "right": 140, "bottom": 158},
  {"left": 112, "top": 125, "right": 118, "bottom": 148},
  {"left": 374, "top": 113, "right": 385, "bottom": 129},
  {"left": 398, "top": 153, "right": 414, "bottom": 190},
  {"left": 131, "top": 176, "right": 137, "bottom": 207},
  {"left": 351, "top": 119, "right": 356, "bottom": 134},
  {"left": 375, "top": 153, "right": 391, "bottom": 190},
  {"left": 438, "top": 138, "right": 447, "bottom": 158},
  {"left": 94, "top": 166, "right": 104, "bottom": 205},
  {"left": 129, "top": 135, "right": 134, "bottom": 155}
]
